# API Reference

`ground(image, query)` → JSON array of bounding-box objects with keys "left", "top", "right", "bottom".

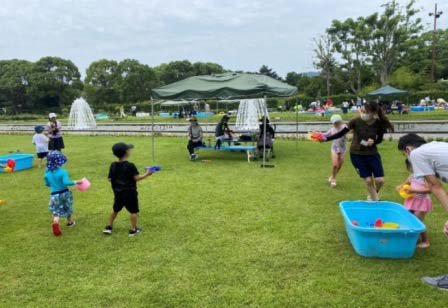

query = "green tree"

[
  {"left": 0, "top": 59, "right": 33, "bottom": 113},
  {"left": 28, "top": 57, "right": 83, "bottom": 112},
  {"left": 285, "top": 71, "right": 301, "bottom": 86},
  {"left": 84, "top": 59, "right": 120, "bottom": 105},
  {"left": 116, "top": 59, "right": 160, "bottom": 103},
  {"left": 314, "top": 35, "right": 337, "bottom": 96},
  {"left": 259, "top": 65, "right": 280, "bottom": 80},
  {"left": 389, "top": 66, "right": 425, "bottom": 90},
  {"left": 327, "top": 17, "right": 371, "bottom": 94},
  {"left": 364, "top": 0, "right": 422, "bottom": 85},
  {"left": 155, "top": 60, "right": 195, "bottom": 85},
  {"left": 193, "top": 62, "right": 225, "bottom": 75},
  {"left": 401, "top": 29, "right": 448, "bottom": 81}
]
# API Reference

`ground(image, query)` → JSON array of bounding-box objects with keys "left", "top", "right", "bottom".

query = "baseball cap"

[
  {"left": 189, "top": 116, "right": 198, "bottom": 122},
  {"left": 34, "top": 125, "right": 45, "bottom": 133},
  {"left": 112, "top": 142, "right": 134, "bottom": 158},
  {"left": 49, "top": 112, "right": 57, "bottom": 118},
  {"left": 330, "top": 114, "right": 343, "bottom": 124}
]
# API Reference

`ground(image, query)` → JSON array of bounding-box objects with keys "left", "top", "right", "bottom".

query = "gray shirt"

[
  {"left": 410, "top": 142, "right": 448, "bottom": 183},
  {"left": 189, "top": 125, "right": 203, "bottom": 141}
]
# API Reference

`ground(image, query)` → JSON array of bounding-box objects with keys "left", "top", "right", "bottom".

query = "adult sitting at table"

[
  {"left": 257, "top": 116, "right": 275, "bottom": 158},
  {"left": 215, "top": 115, "right": 233, "bottom": 149},
  {"left": 187, "top": 116, "right": 204, "bottom": 161}
]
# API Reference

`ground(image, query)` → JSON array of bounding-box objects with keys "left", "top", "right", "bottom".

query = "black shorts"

[
  {"left": 113, "top": 190, "right": 139, "bottom": 214},
  {"left": 49, "top": 137, "right": 65, "bottom": 151},
  {"left": 350, "top": 153, "right": 385, "bottom": 179},
  {"left": 37, "top": 152, "right": 48, "bottom": 159}
]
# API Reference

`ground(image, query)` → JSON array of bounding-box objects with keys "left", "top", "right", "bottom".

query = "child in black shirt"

[{"left": 103, "top": 142, "right": 153, "bottom": 236}]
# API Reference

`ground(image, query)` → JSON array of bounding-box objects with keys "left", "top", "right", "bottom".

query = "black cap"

[{"left": 112, "top": 142, "right": 134, "bottom": 158}]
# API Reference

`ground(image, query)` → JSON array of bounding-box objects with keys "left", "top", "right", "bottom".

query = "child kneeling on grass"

[
  {"left": 44, "top": 151, "right": 82, "bottom": 236},
  {"left": 396, "top": 159, "right": 433, "bottom": 248},
  {"left": 103, "top": 142, "right": 154, "bottom": 236}
]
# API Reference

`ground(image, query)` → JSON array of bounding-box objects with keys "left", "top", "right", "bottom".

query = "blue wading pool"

[
  {"left": 0, "top": 154, "right": 34, "bottom": 172},
  {"left": 339, "top": 201, "right": 426, "bottom": 259},
  {"left": 410, "top": 105, "right": 435, "bottom": 112}
]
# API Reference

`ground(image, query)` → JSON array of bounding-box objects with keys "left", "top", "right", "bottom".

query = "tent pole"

[
  {"left": 151, "top": 96, "right": 155, "bottom": 162},
  {"left": 296, "top": 102, "right": 299, "bottom": 149},
  {"left": 262, "top": 96, "right": 267, "bottom": 167}
]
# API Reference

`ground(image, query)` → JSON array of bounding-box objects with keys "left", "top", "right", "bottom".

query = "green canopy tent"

[
  {"left": 152, "top": 73, "right": 297, "bottom": 100},
  {"left": 367, "top": 85, "right": 408, "bottom": 97},
  {"left": 150, "top": 73, "right": 298, "bottom": 164}
]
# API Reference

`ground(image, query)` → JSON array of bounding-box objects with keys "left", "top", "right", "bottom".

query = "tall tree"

[
  {"left": 327, "top": 17, "right": 370, "bottom": 94},
  {"left": 0, "top": 59, "right": 33, "bottom": 113},
  {"left": 364, "top": 0, "right": 422, "bottom": 85},
  {"left": 84, "top": 59, "right": 120, "bottom": 105},
  {"left": 259, "top": 65, "right": 280, "bottom": 80},
  {"left": 116, "top": 59, "right": 160, "bottom": 103},
  {"left": 285, "top": 71, "right": 301, "bottom": 86},
  {"left": 155, "top": 60, "right": 195, "bottom": 85},
  {"left": 193, "top": 62, "right": 225, "bottom": 75},
  {"left": 28, "top": 57, "right": 83, "bottom": 111},
  {"left": 314, "top": 35, "right": 337, "bottom": 96}
]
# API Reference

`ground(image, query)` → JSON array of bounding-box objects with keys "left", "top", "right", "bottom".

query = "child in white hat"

[
  {"left": 47, "top": 113, "right": 65, "bottom": 151},
  {"left": 326, "top": 114, "right": 347, "bottom": 187}
]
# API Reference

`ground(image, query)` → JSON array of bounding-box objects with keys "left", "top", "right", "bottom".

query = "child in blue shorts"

[{"left": 44, "top": 151, "right": 82, "bottom": 236}]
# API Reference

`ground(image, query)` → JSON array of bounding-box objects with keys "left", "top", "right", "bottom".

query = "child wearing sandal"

[
  {"left": 396, "top": 159, "right": 432, "bottom": 248},
  {"left": 326, "top": 114, "right": 347, "bottom": 188},
  {"left": 44, "top": 151, "right": 82, "bottom": 236}
]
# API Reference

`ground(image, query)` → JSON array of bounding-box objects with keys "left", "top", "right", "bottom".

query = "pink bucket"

[{"left": 76, "top": 177, "right": 91, "bottom": 192}]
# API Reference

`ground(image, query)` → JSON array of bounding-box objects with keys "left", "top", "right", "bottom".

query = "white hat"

[
  {"left": 49, "top": 113, "right": 57, "bottom": 118},
  {"left": 330, "top": 114, "right": 342, "bottom": 124}
]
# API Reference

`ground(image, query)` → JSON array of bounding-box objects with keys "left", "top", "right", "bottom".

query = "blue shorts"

[{"left": 350, "top": 153, "right": 384, "bottom": 179}]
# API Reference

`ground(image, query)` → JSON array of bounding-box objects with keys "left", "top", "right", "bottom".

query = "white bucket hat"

[
  {"left": 49, "top": 112, "right": 57, "bottom": 118},
  {"left": 330, "top": 114, "right": 342, "bottom": 124}
]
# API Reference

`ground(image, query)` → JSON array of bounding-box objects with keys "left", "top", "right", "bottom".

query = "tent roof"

[
  {"left": 152, "top": 73, "right": 298, "bottom": 100},
  {"left": 367, "top": 85, "right": 408, "bottom": 97}
]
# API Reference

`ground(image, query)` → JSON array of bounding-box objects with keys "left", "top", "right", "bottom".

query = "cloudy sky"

[{"left": 0, "top": 0, "right": 446, "bottom": 78}]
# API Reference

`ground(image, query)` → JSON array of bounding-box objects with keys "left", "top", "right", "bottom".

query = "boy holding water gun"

[{"left": 103, "top": 142, "right": 154, "bottom": 236}]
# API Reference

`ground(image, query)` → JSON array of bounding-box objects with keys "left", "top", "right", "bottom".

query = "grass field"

[
  {"left": 1, "top": 135, "right": 447, "bottom": 307},
  {"left": 1, "top": 109, "right": 448, "bottom": 124}
]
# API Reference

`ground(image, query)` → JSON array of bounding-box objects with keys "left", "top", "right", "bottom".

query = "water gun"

[
  {"left": 308, "top": 131, "right": 328, "bottom": 142},
  {"left": 145, "top": 166, "right": 161, "bottom": 172}
]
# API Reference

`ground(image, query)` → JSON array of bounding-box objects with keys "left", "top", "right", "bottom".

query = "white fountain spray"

[
  {"left": 68, "top": 98, "right": 97, "bottom": 129},
  {"left": 235, "top": 98, "right": 269, "bottom": 131}
]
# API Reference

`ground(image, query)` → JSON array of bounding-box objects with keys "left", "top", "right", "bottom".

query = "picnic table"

[{"left": 195, "top": 144, "right": 257, "bottom": 162}]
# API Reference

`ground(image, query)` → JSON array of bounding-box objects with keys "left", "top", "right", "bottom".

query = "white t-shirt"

[
  {"left": 32, "top": 133, "right": 49, "bottom": 153},
  {"left": 410, "top": 142, "right": 448, "bottom": 183}
]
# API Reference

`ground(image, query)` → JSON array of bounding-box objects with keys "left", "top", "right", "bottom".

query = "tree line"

[
  {"left": 0, "top": 58, "right": 227, "bottom": 114},
  {"left": 286, "top": 0, "right": 448, "bottom": 97}
]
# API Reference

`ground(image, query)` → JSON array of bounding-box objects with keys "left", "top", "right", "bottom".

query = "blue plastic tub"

[
  {"left": 339, "top": 201, "right": 426, "bottom": 259},
  {"left": 0, "top": 154, "right": 34, "bottom": 172},
  {"left": 410, "top": 105, "right": 435, "bottom": 112}
]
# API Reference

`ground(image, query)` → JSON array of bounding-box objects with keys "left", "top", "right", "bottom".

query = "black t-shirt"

[
  {"left": 348, "top": 117, "right": 384, "bottom": 155},
  {"left": 108, "top": 161, "right": 139, "bottom": 193}
]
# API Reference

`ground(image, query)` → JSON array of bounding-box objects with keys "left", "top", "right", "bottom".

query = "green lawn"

[
  {"left": 1, "top": 109, "right": 447, "bottom": 124},
  {"left": 0, "top": 136, "right": 447, "bottom": 307}
]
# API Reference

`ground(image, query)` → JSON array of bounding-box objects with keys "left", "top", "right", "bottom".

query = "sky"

[{"left": 0, "top": 0, "right": 447, "bottom": 78}]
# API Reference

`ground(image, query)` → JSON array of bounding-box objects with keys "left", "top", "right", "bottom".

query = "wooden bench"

[{"left": 195, "top": 145, "right": 256, "bottom": 162}]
